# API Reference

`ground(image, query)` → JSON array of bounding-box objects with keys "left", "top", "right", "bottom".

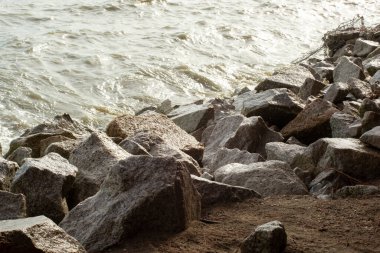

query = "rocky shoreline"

[{"left": 1, "top": 23, "right": 380, "bottom": 253}]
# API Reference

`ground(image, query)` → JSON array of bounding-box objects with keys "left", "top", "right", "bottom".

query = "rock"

[
  {"left": 361, "top": 111, "right": 380, "bottom": 134},
  {"left": 233, "top": 90, "right": 256, "bottom": 111},
  {"left": 106, "top": 112, "right": 200, "bottom": 149},
  {"left": 39, "top": 135, "right": 73, "bottom": 157},
  {"left": 286, "top": 136, "right": 305, "bottom": 146},
  {"left": 308, "top": 170, "right": 347, "bottom": 197},
  {"left": 156, "top": 99, "right": 173, "bottom": 114},
  {"left": 265, "top": 142, "right": 306, "bottom": 168},
  {"left": 298, "top": 78, "right": 327, "bottom": 100},
  {"left": 206, "top": 148, "right": 264, "bottom": 174},
  {"left": 236, "top": 88, "right": 304, "bottom": 128},
  {"left": 295, "top": 138, "right": 380, "bottom": 180},
  {"left": 68, "top": 132, "right": 130, "bottom": 207},
  {"left": 11, "top": 153, "right": 78, "bottom": 223},
  {"left": 44, "top": 139, "right": 80, "bottom": 160},
  {"left": 360, "top": 126, "right": 380, "bottom": 149},
  {"left": 363, "top": 54, "right": 380, "bottom": 76},
  {"left": 324, "top": 29, "right": 360, "bottom": 56},
  {"left": 119, "top": 139, "right": 151, "bottom": 156},
  {"left": 353, "top": 38, "right": 380, "bottom": 57},
  {"left": 359, "top": 98, "right": 380, "bottom": 117},
  {"left": 6, "top": 147, "right": 32, "bottom": 166},
  {"left": 342, "top": 101, "right": 361, "bottom": 117},
  {"left": 311, "top": 61, "right": 334, "bottom": 83},
  {"left": 203, "top": 115, "right": 283, "bottom": 165},
  {"left": 293, "top": 167, "right": 313, "bottom": 186},
  {"left": 0, "top": 158, "right": 19, "bottom": 191},
  {"left": 59, "top": 156, "right": 201, "bottom": 253},
  {"left": 167, "top": 103, "right": 214, "bottom": 133},
  {"left": 323, "top": 82, "right": 349, "bottom": 104},
  {"left": 335, "top": 185, "right": 379, "bottom": 198},
  {"left": 214, "top": 161, "right": 308, "bottom": 197},
  {"left": 240, "top": 220, "right": 287, "bottom": 253},
  {"left": 333, "top": 44, "right": 353, "bottom": 60},
  {"left": 348, "top": 120, "right": 363, "bottom": 138},
  {"left": 191, "top": 175, "right": 261, "bottom": 207},
  {"left": 347, "top": 78, "right": 372, "bottom": 99},
  {"left": 255, "top": 65, "right": 313, "bottom": 94},
  {"left": 281, "top": 99, "right": 339, "bottom": 144},
  {"left": 367, "top": 47, "right": 380, "bottom": 59},
  {"left": 330, "top": 112, "right": 358, "bottom": 138},
  {"left": 0, "top": 191, "right": 26, "bottom": 220},
  {"left": 370, "top": 70, "right": 380, "bottom": 96},
  {"left": 0, "top": 216, "right": 86, "bottom": 253},
  {"left": 201, "top": 172, "right": 213, "bottom": 180},
  {"left": 5, "top": 114, "right": 92, "bottom": 158},
  {"left": 333, "top": 56, "right": 365, "bottom": 83},
  {"left": 125, "top": 132, "right": 201, "bottom": 176}
]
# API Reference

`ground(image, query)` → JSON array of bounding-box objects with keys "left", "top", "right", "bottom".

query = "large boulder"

[
  {"left": 235, "top": 88, "right": 304, "bottom": 128},
  {"left": 240, "top": 220, "right": 287, "bottom": 253},
  {"left": 60, "top": 156, "right": 201, "bottom": 253},
  {"left": 255, "top": 65, "right": 313, "bottom": 94},
  {"left": 298, "top": 78, "right": 327, "bottom": 100},
  {"left": 0, "top": 191, "right": 26, "bottom": 220},
  {"left": 214, "top": 161, "right": 308, "bottom": 197},
  {"left": 265, "top": 142, "right": 306, "bottom": 168},
  {"left": 294, "top": 138, "right": 380, "bottom": 180},
  {"left": 323, "top": 82, "right": 349, "bottom": 104},
  {"left": 0, "top": 158, "right": 19, "bottom": 191},
  {"left": 11, "top": 153, "right": 78, "bottom": 223},
  {"left": 330, "top": 112, "right": 358, "bottom": 138},
  {"left": 167, "top": 102, "right": 214, "bottom": 133},
  {"left": 0, "top": 216, "right": 86, "bottom": 253},
  {"left": 121, "top": 132, "right": 201, "bottom": 176},
  {"left": 205, "top": 148, "right": 263, "bottom": 174},
  {"left": 203, "top": 115, "right": 283, "bottom": 165},
  {"left": 105, "top": 112, "right": 201, "bottom": 152},
  {"left": 333, "top": 56, "right": 365, "bottom": 83},
  {"left": 68, "top": 132, "right": 130, "bottom": 207},
  {"left": 191, "top": 175, "right": 261, "bottom": 207},
  {"left": 360, "top": 126, "right": 380, "bottom": 149},
  {"left": 347, "top": 78, "right": 372, "bottom": 99},
  {"left": 281, "top": 99, "right": 339, "bottom": 144},
  {"left": 353, "top": 38, "right": 379, "bottom": 57},
  {"left": 5, "top": 114, "right": 92, "bottom": 158}
]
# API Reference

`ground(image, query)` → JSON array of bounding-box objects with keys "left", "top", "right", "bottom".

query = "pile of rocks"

[{"left": 1, "top": 26, "right": 380, "bottom": 253}]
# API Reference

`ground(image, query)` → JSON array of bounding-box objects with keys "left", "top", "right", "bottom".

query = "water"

[{"left": 0, "top": 0, "right": 379, "bottom": 151}]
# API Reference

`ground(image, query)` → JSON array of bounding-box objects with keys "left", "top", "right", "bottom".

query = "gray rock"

[
  {"left": 6, "top": 146, "right": 32, "bottom": 166},
  {"left": 68, "top": 132, "right": 130, "bottom": 207},
  {"left": 348, "top": 120, "right": 363, "bottom": 138},
  {"left": 265, "top": 142, "right": 306, "bottom": 168},
  {"left": 333, "top": 56, "right": 365, "bottom": 83},
  {"left": 360, "top": 126, "right": 380, "bottom": 149},
  {"left": 332, "top": 44, "right": 353, "bottom": 60},
  {"left": 285, "top": 136, "right": 305, "bottom": 146},
  {"left": 203, "top": 115, "right": 283, "bottom": 165},
  {"left": 308, "top": 170, "right": 346, "bottom": 197},
  {"left": 363, "top": 54, "right": 380, "bottom": 76},
  {"left": 44, "top": 139, "right": 80, "bottom": 160},
  {"left": 5, "top": 114, "right": 91, "bottom": 158},
  {"left": 39, "top": 135, "right": 73, "bottom": 157},
  {"left": 324, "top": 29, "right": 360, "bottom": 56},
  {"left": 240, "top": 220, "right": 287, "bottom": 253},
  {"left": 353, "top": 38, "right": 380, "bottom": 57},
  {"left": 191, "top": 175, "right": 261, "bottom": 207},
  {"left": 335, "top": 185, "right": 379, "bottom": 198},
  {"left": 330, "top": 112, "right": 358, "bottom": 138},
  {"left": 359, "top": 98, "right": 380, "bottom": 117},
  {"left": 11, "top": 153, "right": 78, "bottom": 223},
  {"left": 236, "top": 88, "right": 304, "bottom": 128},
  {"left": 60, "top": 156, "right": 201, "bottom": 253},
  {"left": 126, "top": 132, "right": 201, "bottom": 176},
  {"left": 0, "top": 191, "right": 26, "bottom": 220},
  {"left": 324, "top": 82, "right": 350, "bottom": 104},
  {"left": 167, "top": 103, "right": 214, "bottom": 133},
  {"left": 0, "top": 158, "right": 19, "bottom": 191},
  {"left": 347, "top": 78, "right": 372, "bottom": 99},
  {"left": 293, "top": 167, "right": 313, "bottom": 186},
  {"left": 370, "top": 70, "right": 380, "bottom": 96},
  {"left": 105, "top": 112, "right": 201, "bottom": 153},
  {"left": 367, "top": 47, "right": 380, "bottom": 59},
  {"left": 311, "top": 61, "right": 334, "bottom": 83},
  {"left": 206, "top": 148, "right": 263, "bottom": 174},
  {"left": 119, "top": 139, "right": 151, "bottom": 156},
  {"left": 0, "top": 216, "right": 86, "bottom": 253},
  {"left": 298, "top": 78, "right": 327, "bottom": 100},
  {"left": 342, "top": 101, "right": 361, "bottom": 118},
  {"left": 295, "top": 138, "right": 380, "bottom": 180},
  {"left": 281, "top": 99, "right": 339, "bottom": 144},
  {"left": 361, "top": 111, "right": 380, "bottom": 134},
  {"left": 255, "top": 65, "right": 313, "bottom": 94},
  {"left": 156, "top": 99, "right": 173, "bottom": 114},
  {"left": 201, "top": 172, "right": 213, "bottom": 180},
  {"left": 214, "top": 161, "right": 308, "bottom": 197}
]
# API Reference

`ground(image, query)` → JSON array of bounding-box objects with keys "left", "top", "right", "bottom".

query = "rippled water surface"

[{"left": 0, "top": 0, "right": 379, "bottom": 150}]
